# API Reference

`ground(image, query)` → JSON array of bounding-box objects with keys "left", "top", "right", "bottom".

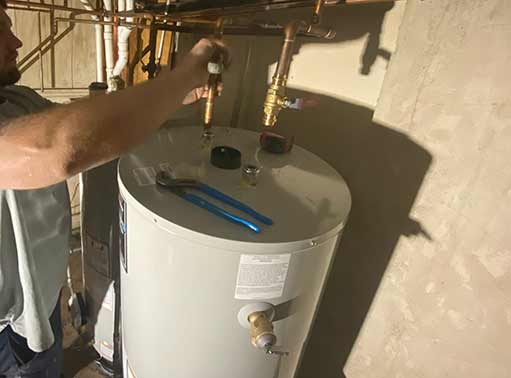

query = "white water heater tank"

[{"left": 117, "top": 126, "right": 351, "bottom": 378}]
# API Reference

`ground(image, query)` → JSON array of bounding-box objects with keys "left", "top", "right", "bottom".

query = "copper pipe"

[
  {"left": 9, "top": 0, "right": 212, "bottom": 24},
  {"left": 8, "top": 0, "right": 388, "bottom": 23},
  {"left": 7, "top": 5, "right": 51, "bottom": 12},
  {"left": 17, "top": 34, "right": 52, "bottom": 66},
  {"left": 10, "top": 0, "right": 335, "bottom": 38},
  {"left": 312, "top": 0, "right": 324, "bottom": 24},
  {"left": 263, "top": 19, "right": 335, "bottom": 127},
  {"left": 19, "top": 23, "right": 74, "bottom": 74},
  {"left": 275, "top": 20, "right": 307, "bottom": 79},
  {"left": 203, "top": 18, "right": 224, "bottom": 133},
  {"left": 168, "top": 0, "right": 338, "bottom": 19},
  {"left": 17, "top": 10, "right": 78, "bottom": 73},
  {"left": 203, "top": 83, "right": 216, "bottom": 130},
  {"left": 8, "top": 1, "right": 156, "bottom": 21},
  {"left": 262, "top": 20, "right": 305, "bottom": 127},
  {"left": 7, "top": 0, "right": 102, "bottom": 14},
  {"left": 52, "top": 17, "right": 333, "bottom": 37}
]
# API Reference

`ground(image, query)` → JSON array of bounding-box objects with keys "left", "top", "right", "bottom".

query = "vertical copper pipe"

[
  {"left": 312, "top": 0, "right": 324, "bottom": 24},
  {"left": 275, "top": 20, "right": 306, "bottom": 79},
  {"left": 203, "top": 18, "right": 224, "bottom": 133},
  {"left": 262, "top": 17, "right": 335, "bottom": 127},
  {"left": 262, "top": 20, "right": 305, "bottom": 127}
]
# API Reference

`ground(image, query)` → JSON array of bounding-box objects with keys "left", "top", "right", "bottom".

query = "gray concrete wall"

[{"left": 349, "top": 1, "right": 511, "bottom": 377}]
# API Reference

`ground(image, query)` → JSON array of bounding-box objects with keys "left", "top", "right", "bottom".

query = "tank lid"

[{"left": 118, "top": 127, "right": 351, "bottom": 245}]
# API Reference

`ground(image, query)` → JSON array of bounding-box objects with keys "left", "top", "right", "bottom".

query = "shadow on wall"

[
  {"left": 235, "top": 3, "right": 434, "bottom": 377},
  {"left": 284, "top": 93, "right": 432, "bottom": 378}
]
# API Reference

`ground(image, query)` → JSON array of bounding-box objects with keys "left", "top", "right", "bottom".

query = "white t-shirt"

[{"left": 0, "top": 85, "right": 71, "bottom": 352}]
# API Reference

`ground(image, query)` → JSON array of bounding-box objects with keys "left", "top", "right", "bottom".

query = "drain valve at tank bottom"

[{"left": 248, "top": 311, "right": 289, "bottom": 356}]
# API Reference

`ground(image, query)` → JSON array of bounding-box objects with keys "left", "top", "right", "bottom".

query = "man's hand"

[
  {"left": 178, "top": 38, "right": 230, "bottom": 104},
  {"left": 182, "top": 82, "right": 224, "bottom": 105},
  {"left": 181, "top": 38, "right": 231, "bottom": 87}
]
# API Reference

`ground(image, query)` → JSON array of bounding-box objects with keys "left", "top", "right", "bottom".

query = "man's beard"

[{"left": 0, "top": 66, "right": 21, "bottom": 86}]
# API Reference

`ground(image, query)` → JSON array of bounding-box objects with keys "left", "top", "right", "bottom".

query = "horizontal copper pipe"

[
  {"left": 8, "top": 0, "right": 394, "bottom": 24},
  {"left": 7, "top": 5, "right": 51, "bottom": 12},
  {"left": 50, "top": 15, "right": 336, "bottom": 38},
  {"left": 156, "top": 22, "right": 332, "bottom": 37},
  {"left": 8, "top": 0, "right": 101, "bottom": 14}
]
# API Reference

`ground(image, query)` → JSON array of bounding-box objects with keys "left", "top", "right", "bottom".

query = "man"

[{"left": 0, "top": 1, "right": 229, "bottom": 376}]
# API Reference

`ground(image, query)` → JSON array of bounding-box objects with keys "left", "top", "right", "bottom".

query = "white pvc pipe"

[
  {"left": 95, "top": 24, "right": 105, "bottom": 82},
  {"left": 103, "top": 0, "right": 115, "bottom": 83},
  {"left": 112, "top": 0, "right": 134, "bottom": 78},
  {"left": 79, "top": 0, "right": 105, "bottom": 83}
]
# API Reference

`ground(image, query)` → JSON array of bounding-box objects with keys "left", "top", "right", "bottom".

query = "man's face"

[{"left": 0, "top": 8, "right": 22, "bottom": 86}]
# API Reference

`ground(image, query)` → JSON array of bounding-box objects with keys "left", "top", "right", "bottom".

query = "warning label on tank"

[{"left": 235, "top": 254, "right": 291, "bottom": 300}]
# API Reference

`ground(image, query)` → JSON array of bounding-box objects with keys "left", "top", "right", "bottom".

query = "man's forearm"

[{"left": 0, "top": 60, "right": 199, "bottom": 189}]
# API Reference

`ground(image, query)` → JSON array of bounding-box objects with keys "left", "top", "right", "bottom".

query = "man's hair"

[{"left": 0, "top": 0, "right": 6, "bottom": 9}]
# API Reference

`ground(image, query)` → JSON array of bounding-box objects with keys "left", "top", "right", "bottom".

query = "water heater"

[{"left": 117, "top": 126, "right": 351, "bottom": 378}]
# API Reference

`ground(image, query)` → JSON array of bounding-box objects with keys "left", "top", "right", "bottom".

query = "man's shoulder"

[
  {"left": 4, "top": 85, "right": 46, "bottom": 100},
  {"left": 0, "top": 85, "right": 52, "bottom": 110}
]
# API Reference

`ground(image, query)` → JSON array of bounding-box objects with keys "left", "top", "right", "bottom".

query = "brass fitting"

[
  {"left": 203, "top": 78, "right": 217, "bottom": 130},
  {"left": 261, "top": 9, "right": 335, "bottom": 128},
  {"left": 248, "top": 311, "right": 277, "bottom": 350},
  {"left": 262, "top": 20, "right": 305, "bottom": 128},
  {"left": 263, "top": 76, "right": 288, "bottom": 128},
  {"left": 203, "top": 17, "right": 225, "bottom": 133}
]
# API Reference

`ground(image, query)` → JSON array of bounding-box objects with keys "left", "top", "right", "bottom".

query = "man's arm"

[{"left": 0, "top": 38, "right": 226, "bottom": 190}]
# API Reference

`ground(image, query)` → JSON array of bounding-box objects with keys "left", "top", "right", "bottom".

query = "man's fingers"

[{"left": 205, "top": 37, "right": 232, "bottom": 70}]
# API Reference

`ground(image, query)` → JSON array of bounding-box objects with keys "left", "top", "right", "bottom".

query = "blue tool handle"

[
  {"left": 183, "top": 193, "right": 261, "bottom": 234},
  {"left": 198, "top": 184, "right": 273, "bottom": 225}
]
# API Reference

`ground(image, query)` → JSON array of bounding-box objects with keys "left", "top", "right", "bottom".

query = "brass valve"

[
  {"left": 248, "top": 311, "right": 277, "bottom": 350},
  {"left": 261, "top": 2, "right": 335, "bottom": 128},
  {"left": 263, "top": 76, "right": 288, "bottom": 128}
]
